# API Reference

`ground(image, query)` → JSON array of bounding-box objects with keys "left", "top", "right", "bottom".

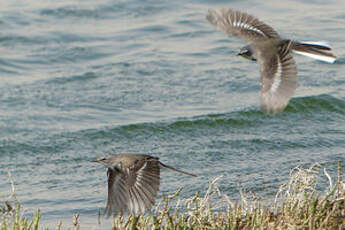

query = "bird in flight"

[
  {"left": 93, "top": 153, "right": 197, "bottom": 217},
  {"left": 207, "top": 8, "right": 336, "bottom": 113}
]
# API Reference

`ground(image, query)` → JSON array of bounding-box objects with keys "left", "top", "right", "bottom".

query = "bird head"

[
  {"left": 93, "top": 155, "right": 113, "bottom": 167},
  {"left": 92, "top": 154, "right": 124, "bottom": 171},
  {"left": 237, "top": 45, "right": 256, "bottom": 61}
]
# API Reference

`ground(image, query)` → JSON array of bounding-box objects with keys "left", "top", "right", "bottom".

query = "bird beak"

[{"left": 91, "top": 159, "right": 99, "bottom": 163}]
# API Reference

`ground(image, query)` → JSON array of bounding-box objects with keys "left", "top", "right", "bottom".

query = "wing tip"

[{"left": 206, "top": 9, "right": 219, "bottom": 26}]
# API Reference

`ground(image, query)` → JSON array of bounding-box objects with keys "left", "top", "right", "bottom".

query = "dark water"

[{"left": 1, "top": 0, "right": 345, "bottom": 228}]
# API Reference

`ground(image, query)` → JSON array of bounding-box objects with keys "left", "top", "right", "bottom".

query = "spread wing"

[
  {"left": 207, "top": 8, "right": 280, "bottom": 43},
  {"left": 105, "top": 159, "right": 160, "bottom": 216},
  {"left": 259, "top": 41, "right": 297, "bottom": 113},
  {"left": 105, "top": 168, "right": 128, "bottom": 217}
]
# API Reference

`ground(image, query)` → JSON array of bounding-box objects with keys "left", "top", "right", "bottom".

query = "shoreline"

[{"left": 1, "top": 163, "right": 345, "bottom": 229}]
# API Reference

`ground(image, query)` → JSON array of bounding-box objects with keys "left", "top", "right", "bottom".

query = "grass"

[{"left": 1, "top": 162, "right": 345, "bottom": 230}]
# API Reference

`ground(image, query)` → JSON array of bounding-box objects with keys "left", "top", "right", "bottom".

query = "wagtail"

[
  {"left": 93, "top": 153, "right": 196, "bottom": 216},
  {"left": 207, "top": 8, "right": 336, "bottom": 113}
]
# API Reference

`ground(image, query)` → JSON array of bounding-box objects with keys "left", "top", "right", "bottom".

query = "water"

[{"left": 0, "top": 0, "right": 345, "bottom": 228}]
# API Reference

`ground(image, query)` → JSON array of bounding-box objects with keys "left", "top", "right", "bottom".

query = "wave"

[
  {"left": 1, "top": 94, "right": 343, "bottom": 160},
  {"left": 40, "top": 0, "right": 179, "bottom": 20},
  {"left": 44, "top": 71, "right": 99, "bottom": 85},
  {"left": 286, "top": 94, "right": 345, "bottom": 114},
  {"left": 78, "top": 94, "right": 345, "bottom": 140}
]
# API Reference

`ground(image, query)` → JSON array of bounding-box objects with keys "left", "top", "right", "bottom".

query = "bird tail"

[
  {"left": 291, "top": 41, "right": 336, "bottom": 63},
  {"left": 159, "top": 162, "right": 197, "bottom": 177}
]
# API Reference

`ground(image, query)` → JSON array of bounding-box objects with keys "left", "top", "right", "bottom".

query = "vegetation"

[{"left": 1, "top": 162, "right": 345, "bottom": 230}]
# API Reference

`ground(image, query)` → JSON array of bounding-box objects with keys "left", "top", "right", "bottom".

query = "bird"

[
  {"left": 93, "top": 153, "right": 197, "bottom": 217},
  {"left": 207, "top": 8, "right": 336, "bottom": 113}
]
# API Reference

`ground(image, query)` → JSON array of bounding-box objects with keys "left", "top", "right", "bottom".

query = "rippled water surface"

[{"left": 1, "top": 0, "right": 345, "bottom": 228}]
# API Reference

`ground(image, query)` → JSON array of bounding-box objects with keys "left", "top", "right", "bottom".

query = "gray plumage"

[
  {"left": 94, "top": 153, "right": 196, "bottom": 217},
  {"left": 207, "top": 8, "right": 336, "bottom": 113}
]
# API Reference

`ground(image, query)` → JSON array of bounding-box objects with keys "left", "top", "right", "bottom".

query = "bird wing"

[
  {"left": 105, "top": 168, "right": 129, "bottom": 217},
  {"left": 207, "top": 8, "right": 280, "bottom": 43},
  {"left": 105, "top": 159, "right": 160, "bottom": 216},
  {"left": 259, "top": 41, "right": 297, "bottom": 113}
]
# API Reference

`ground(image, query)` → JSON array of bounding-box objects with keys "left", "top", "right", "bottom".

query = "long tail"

[
  {"left": 291, "top": 41, "right": 336, "bottom": 63},
  {"left": 159, "top": 162, "right": 197, "bottom": 177}
]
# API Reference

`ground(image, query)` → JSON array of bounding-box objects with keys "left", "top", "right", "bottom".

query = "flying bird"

[
  {"left": 207, "top": 8, "right": 336, "bottom": 113},
  {"left": 93, "top": 153, "right": 197, "bottom": 217}
]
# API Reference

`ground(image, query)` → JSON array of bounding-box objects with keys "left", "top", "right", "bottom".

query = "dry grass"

[
  {"left": 0, "top": 172, "right": 41, "bottom": 230},
  {"left": 1, "top": 162, "right": 345, "bottom": 230}
]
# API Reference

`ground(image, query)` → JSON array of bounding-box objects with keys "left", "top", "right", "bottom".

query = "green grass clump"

[
  {"left": 0, "top": 172, "right": 42, "bottom": 230},
  {"left": 2, "top": 163, "right": 345, "bottom": 229}
]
